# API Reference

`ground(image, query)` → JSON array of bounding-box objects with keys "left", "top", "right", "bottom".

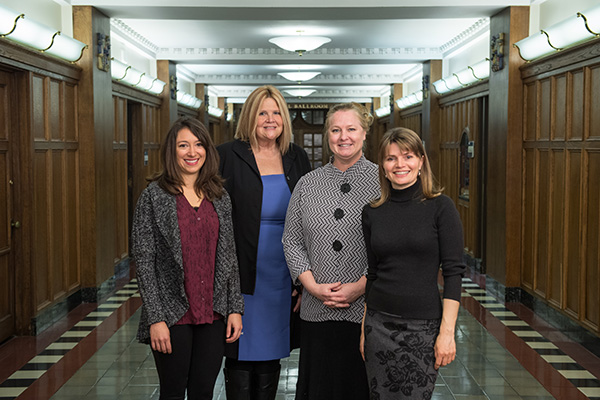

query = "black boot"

[
  {"left": 224, "top": 368, "right": 252, "bottom": 400},
  {"left": 252, "top": 365, "right": 280, "bottom": 400}
]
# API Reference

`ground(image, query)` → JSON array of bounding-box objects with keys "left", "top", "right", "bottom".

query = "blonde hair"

[
  {"left": 235, "top": 85, "right": 292, "bottom": 154},
  {"left": 371, "top": 127, "right": 442, "bottom": 208},
  {"left": 323, "top": 102, "right": 373, "bottom": 156}
]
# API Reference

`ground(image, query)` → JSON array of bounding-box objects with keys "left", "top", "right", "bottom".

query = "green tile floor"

[{"left": 49, "top": 307, "right": 555, "bottom": 400}]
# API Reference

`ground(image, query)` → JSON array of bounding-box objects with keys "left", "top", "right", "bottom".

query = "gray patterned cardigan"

[
  {"left": 131, "top": 181, "right": 244, "bottom": 344},
  {"left": 283, "top": 156, "right": 380, "bottom": 324}
]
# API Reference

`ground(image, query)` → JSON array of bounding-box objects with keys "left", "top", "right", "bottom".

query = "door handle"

[{"left": 10, "top": 220, "right": 20, "bottom": 229}]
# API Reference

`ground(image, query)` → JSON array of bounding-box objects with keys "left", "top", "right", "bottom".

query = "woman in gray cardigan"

[{"left": 132, "top": 117, "right": 244, "bottom": 400}]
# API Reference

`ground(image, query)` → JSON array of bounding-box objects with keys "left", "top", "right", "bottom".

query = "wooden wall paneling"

[
  {"left": 113, "top": 97, "right": 128, "bottom": 264},
  {"left": 571, "top": 70, "right": 585, "bottom": 140},
  {"left": 549, "top": 149, "right": 565, "bottom": 308},
  {"left": 540, "top": 79, "right": 551, "bottom": 141},
  {"left": 590, "top": 66, "right": 600, "bottom": 140},
  {"left": 584, "top": 150, "right": 600, "bottom": 330},
  {"left": 65, "top": 147, "right": 79, "bottom": 292},
  {"left": 554, "top": 75, "right": 567, "bottom": 141},
  {"left": 522, "top": 148, "right": 535, "bottom": 291},
  {"left": 565, "top": 150, "right": 582, "bottom": 319},
  {"left": 535, "top": 149, "right": 549, "bottom": 298},
  {"left": 33, "top": 149, "right": 50, "bottom": 311},
  {"left": 51, "top": 149, "right": 65, "bottom": 300}
]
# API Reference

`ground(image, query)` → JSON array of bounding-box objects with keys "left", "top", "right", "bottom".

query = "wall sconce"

[
  {"left": 177, "top": 90, "right": 203, "bottom": 109},
  {"left": 208, "top": 105, "right": 224, "bottom": 117},
  {"left": 283, "top": 89, "right": 316, "bottom": 97},
  {"left": 269, "top": 31, "right": 331, "bottom": 56},
  {"left": 375, "top": 104, "right": 391, "bottom": 118},
  {"left": 514, "top": 4, "right": 600, "bottom": 61},
  {"left": 148, "top": 79, "right": 167, "bottom": 95},
  {"left": 431, "top": 59, "right": 490, "bottom": 95},
  {"left": 110, "top": 58, "right": 165, "bottom": 95},
  {"left": 396, "top": 90, "right": 424, "bottom": 110},
  {"left": 0, "top": 4, "right": 87, "bottom": 63}
]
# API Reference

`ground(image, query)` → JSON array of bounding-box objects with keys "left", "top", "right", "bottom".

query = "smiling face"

[
  {"left": 176, "top": 127, "right": 206, "bottom": 178},
  {"left": 383, "top": 142, "right": 423, "bottom": 190},
  {"left": 255, "top": 97, "right": 283, "bottom": 145},
  {"left": 327, "top": 110, "right": 367, "bottom": 168}
]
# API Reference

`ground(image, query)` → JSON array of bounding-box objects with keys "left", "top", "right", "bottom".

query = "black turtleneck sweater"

[{"left": 361, "top": 180, "right": 465, "bottom": 320}]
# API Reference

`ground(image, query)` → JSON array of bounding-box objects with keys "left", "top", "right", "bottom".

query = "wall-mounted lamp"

[
  {"left": 177, "top": 90, "right": 203, "bottom": 109},
  {"left": 396, "top": 90, "right": 424, "bottom": 110},
  {"left": 514, "top": 4, "right": 600, "bottom": 61},
  {"left": 375, "top": 105, "right": 391, "bottom": 118},
  {"left": 111, "top": 58, "right": 166, "bottom": 95},
  {"left": 431, "top": 59, "right": 490, "bottom": 95},
  {"left": 208, "top": 105, "right": 224, "bottom": 117},
  {"left": 0, "top": 4, "right": 87, "bottom": 63}
]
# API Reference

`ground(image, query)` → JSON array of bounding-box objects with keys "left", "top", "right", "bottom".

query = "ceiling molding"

[
  {"left": 190, "top": 73, "right": 409, "bottom": 84},
  {"left": 439, "top": 18, "right": 490, "bottom": 53},
  {"left": 110, "top": 19, "right": 159, "bottom": 55}
]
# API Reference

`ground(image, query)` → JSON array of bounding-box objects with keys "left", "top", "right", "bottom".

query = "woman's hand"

[
  {"left": 360, "top": 304, "right": 367, "bottom": 361},
  {"left": 292, "top": 288, "right": 302, "bottom": 313},
  {"left": 150, "top": 322, "right": 171, "bottom": 354},
  {"left": 434, "top": 330, "right": 456, "bottom": 369},
  {"left": 323, "top": 281, "right": 365, "bottom": 308},
  {"left": 226, "top": 313, "right": 243, "bottom": 343}
]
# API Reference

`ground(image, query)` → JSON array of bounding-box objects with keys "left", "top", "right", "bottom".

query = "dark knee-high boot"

[
  {"left": 252, "top": 365, "right": 280, "bottom": 400},
  {"left": 224, "top": 368, "right": 252, "bottom": 400}
]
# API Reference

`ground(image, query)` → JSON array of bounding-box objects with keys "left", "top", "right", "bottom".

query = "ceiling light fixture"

[
  {"left": 269, "top": 31, "right": 331, "bottom": 56},
  {"left": 278, "top": 71, "right": 321, "bottom": 83},
  {"left": 284, "top": 89, "right": 316, "bottom": 97}
]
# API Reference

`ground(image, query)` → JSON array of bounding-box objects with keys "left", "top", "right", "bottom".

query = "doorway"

[{"left": 0, "top": 69, "right": 17, "bottom": 342}]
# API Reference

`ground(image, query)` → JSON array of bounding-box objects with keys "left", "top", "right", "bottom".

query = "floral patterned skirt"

[{"left": 363, "top": 308, "right": 440, "bottom": 400}]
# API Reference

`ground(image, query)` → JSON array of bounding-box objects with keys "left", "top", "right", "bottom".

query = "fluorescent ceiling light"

[
  {"left": 269, "top": 35, "right": 331, "bottom": 56},
  {"left": 284, "top": 89, "right": 316, "bottom": 97},
  {"left": 278, "top": 72, "right": 321, "bottom": 82}
]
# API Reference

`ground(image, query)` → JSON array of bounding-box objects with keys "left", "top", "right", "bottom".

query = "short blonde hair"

[
  {"left": 235, "top": 85, "right": 292, "bottom": 154},
  {"left": 323, "top": 102, "right": 373, "bottom": 157}
]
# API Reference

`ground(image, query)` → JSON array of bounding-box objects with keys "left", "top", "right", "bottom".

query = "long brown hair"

[
  {"left": 151, "top": 117, "right": 224, "bottom": 201},
  {"left": 235, "top": 85, "right": 292, "bottom": 154},
  {"left": 371, "top": 127, "right": 442, "bottom": 208}
]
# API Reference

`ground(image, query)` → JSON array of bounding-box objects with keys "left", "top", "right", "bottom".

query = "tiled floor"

[{"left": 1, "top": 273, "right": 600, "bottom": 399}]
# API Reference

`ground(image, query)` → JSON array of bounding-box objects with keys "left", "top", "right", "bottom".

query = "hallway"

[{"left": 1, "top": 270, "right": 599, "bottom": 400}]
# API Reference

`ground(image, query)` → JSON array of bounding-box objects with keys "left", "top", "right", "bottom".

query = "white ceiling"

[{"left": 73, "top": 0, "right": 535, "bottom": 103}]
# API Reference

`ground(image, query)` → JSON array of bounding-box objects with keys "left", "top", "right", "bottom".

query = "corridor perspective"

[{"left": 1, "top": 0, "right": 600, "bottom": 399}]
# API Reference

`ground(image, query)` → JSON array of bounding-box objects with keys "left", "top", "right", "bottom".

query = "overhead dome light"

[
  {"left": 278, "top": 71, "right": 321, "bottom": 82},
  {"left": 284, "top": 89, "right": 316, "bottom": 97},
  {"left": 269, "top": 33, "right": 331, "bottom": 56}
]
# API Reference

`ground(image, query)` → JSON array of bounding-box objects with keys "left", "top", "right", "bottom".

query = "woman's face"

[
  {"left": 327, "top": 110, "right": 366, "bottom": 166},
  {"left": 176, "top": 127, "right": 206, "bottom": 177},
  {"left": 383, "top": 142, "right": 423, "bottom": 190},
  {"left": 255, "top": 97, "right": 283, "bottom": 144}
]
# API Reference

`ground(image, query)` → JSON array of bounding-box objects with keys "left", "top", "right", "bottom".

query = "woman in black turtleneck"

[{"left": 360, "top": 127, "right": 466, "bottom": 400}]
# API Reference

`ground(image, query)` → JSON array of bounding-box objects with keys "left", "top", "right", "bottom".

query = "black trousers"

[{"left": 152, "top": 321, "right": 225, "bottom": 400}]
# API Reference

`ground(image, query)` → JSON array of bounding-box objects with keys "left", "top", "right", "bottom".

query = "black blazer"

[{"left": 217, "top": 139, "right": 311, "bottom": 294}]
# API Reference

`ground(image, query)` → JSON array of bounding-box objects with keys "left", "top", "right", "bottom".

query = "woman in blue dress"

[{"left": 218, "top": 85, "right": 311, "bottom": 400}]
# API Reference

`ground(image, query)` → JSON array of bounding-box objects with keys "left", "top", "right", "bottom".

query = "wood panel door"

[{"left": 0, "top": 70, "right": 16, "bottom": 342}]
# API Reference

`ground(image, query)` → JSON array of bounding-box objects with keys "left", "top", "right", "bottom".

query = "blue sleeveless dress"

[{"left": 238, "top": 174, "right": 292, "bottom": 360}]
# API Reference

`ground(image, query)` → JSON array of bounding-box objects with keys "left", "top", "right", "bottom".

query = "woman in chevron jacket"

[
  {"left": 283, "top": 102, "right": 380, "bottom": 400},
  {"left": 132, "top": 117, "right": 244, "bottom": 400}
]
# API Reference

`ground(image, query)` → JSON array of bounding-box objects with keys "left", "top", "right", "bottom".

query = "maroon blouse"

[{"left": 175, "top": 194, "right": 221, "bottom": 325}]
